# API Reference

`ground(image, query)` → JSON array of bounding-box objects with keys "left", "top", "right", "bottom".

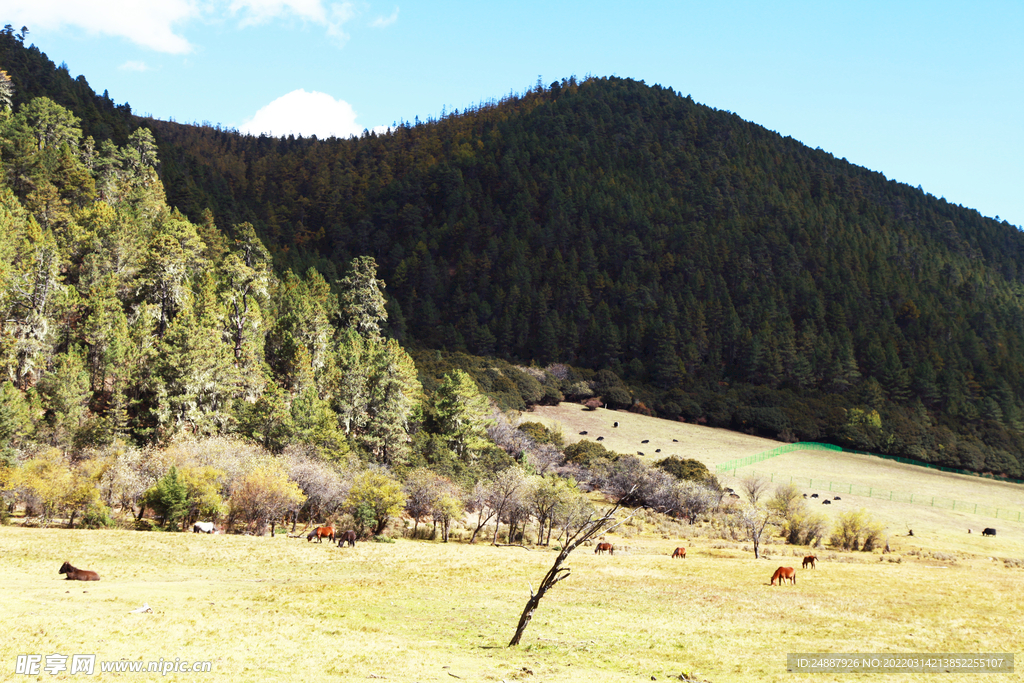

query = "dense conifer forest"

[{"left": 3, "top": 28, "right": 1024, "bottom": 483}]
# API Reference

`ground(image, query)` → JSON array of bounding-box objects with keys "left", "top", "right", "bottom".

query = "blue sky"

[{"left": 3, "top": 1, "right": 1022, "bottom": 226}]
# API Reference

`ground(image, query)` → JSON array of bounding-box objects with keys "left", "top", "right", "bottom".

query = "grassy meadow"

[{"left": 3, "top": 404, "right": 1024, "bottom": 682}]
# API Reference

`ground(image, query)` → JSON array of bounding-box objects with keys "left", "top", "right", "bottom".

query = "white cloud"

[
  {"left": 228, "top": 0, "right": 357, "bottom": 44},
  {"left": 371, "top": 7, "right": 399, "bottom": 28},
  {"left": 1, "top": 0, "right": 200, "bottom": 54},
  {"left": 228, "top": 0, "right": 328, "bottom": 27},
  {"left": 238, "top": 89, "right": 363, "bottom": 138},
  {"left": 3, "top": 0, "right": 362, "bottom": 54},
  {"left": 325, "top": 2, "right": 357, "bottom": 46},
  {"left": 118, "top": 60, "right": 151, "bottom": 72}
]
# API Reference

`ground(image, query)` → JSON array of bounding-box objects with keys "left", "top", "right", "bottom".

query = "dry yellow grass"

[
  {"left": 3, "top": 404, "right": 1024, "bottom": 681},
  {"left": 2, "top": 525, "right": 1023, "bottom": 683}
]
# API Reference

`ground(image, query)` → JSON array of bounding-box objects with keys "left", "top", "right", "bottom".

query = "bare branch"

[{"left": 509, "top": 490, "right": 638, "bottom": 646}]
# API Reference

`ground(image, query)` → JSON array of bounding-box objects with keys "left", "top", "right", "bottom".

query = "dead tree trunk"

[{"left": 508, "top": 498, "right": 634, "bottom": 647}]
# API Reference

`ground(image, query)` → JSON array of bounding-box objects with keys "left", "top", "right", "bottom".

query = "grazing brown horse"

[
  {"left": 672, "top": 547, "right": 686, "bottom": 559},
  {"left": 771, "top": 566, "right": 796, "bottom": 585},
  {"left": 595, "top": 542, "right": 614, "bottom": 555},
  {"left": 307, "top": 526, "right": 335, "bottom": 543},
  {"left": 59, "top": 561, "right": 100, "bottom": 581},
  {"left": 337, "top": 530, "right": 357, "bottom": 547},
  {"left": 802, "top": 555, "right": 817, "bottom": 569}
]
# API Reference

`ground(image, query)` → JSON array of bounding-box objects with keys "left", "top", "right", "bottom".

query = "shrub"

[
  {"left": 228, "top": 464, "right": 306, "bottom": 535},
  {"left": 563, "top": 381, "right": 594, "bottom": 399},
  {"left": 782, "top": 509, "right": 829, "bottom": 546},
  {"left": 605, "top": 386, "right": 632, "bottom": 408},
  {"left": 345, "top": 470, "right": 407, "bottom": 536},
  {"left": 830, "top": 509, "right": 885, "bottom": 551},
  {"left": 655, "top": 456, "right": 710, "bottom": 482},
  {"left": 563, "top": 440, "right": 617, "bottom": 468},
  {"left": 629, "top": 401, "right": 654, "bottom": 417},
  {"left": 518, "top": 422, "right": 564, "bottom": 448},
  {"left": 79, "top": 501, "right": 115, "bottom": 529}
]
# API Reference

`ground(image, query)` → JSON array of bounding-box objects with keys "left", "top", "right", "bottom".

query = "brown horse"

[
  {"left": 672, "top": 547, "right": 686, "bottom": 559},
  {"left": 307, "top": 526, "right": 335, "bottom": 543},
  {"left": 595, "top": 542, "right": 614, "bottom": 555},
  {"left": 59, "top": 561, "right": 100, "bottom": 581},
  {"left": 771, "top": 566, "right": 796, "bottom": 585},
  {"left": 337, "top": 530, "right": 357, "bottom": 547},
  {"left": 802, "top": 555, "right": 817, "bottom": 569}
]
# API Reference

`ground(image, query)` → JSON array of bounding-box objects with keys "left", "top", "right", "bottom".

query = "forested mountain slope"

[
  {"left": 148, "top": 76, "right": 1024, "bottom": 478},
  {"left": 3, "top": 30, "right": 1024, "bottom": 478}
]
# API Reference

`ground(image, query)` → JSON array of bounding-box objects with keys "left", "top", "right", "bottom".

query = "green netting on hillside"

[{"left": 715, "top": 442, "right": 841, "bottom": 474}]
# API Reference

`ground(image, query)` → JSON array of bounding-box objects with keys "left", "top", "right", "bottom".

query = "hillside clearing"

[{"left": 527, "top": 403, "right": 1024, "bottom": 550}]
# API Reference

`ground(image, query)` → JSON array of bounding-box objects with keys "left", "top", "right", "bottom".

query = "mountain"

[{"left": 3, "top": 31, "right": 1024, "bottom": 478}]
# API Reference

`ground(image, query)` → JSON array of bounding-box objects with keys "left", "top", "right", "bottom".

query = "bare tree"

[
  {"left": 431, "top": 485, "right": 464, "bottom": 542},
  {"left": 486, "top": 409, "right": 533, "bottom": 457},
  {"left": 601, "top": 455, "right": 666, "bottom": 505},
  {"left": 488, "top": 466, "right": 528, "bottom": 544},
  {"left": 740, "top": 472, "right": 772, "bottom": 507},
  {"left": 465, "top": 480, "right": 496, "bottom": 544},
  {"left": 551, "top": 482, "right": 594, "bottom": 545},
  {"left": 286, "top": 454, "right": 349, "bottom": 529},
  {"left": 739, "top": 504, "right": 775, "bottom": 559},
  {"left": 528, "top": 442, "right": 563, "bottom": 475},
  {"left": 656, "top": 480, "right": 720, "bottom": 524},
  {"left": 403, "top": 468, "right": 444, "bottom": 538},
  {"left": 508, "top": 497, "right": 635, "bottom": 647},
  {"left": 486, "top": 410, "right": 563, "bottom": 474},
  {"left": 528, "top": 475, "right": 563, "bottom": 545}
]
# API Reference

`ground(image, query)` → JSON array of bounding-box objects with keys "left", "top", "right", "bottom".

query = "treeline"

[{"left": 3, "top": 30, "right": 1024, "bottom": 478}]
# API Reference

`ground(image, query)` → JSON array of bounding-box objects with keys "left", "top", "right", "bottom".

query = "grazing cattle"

[
  {"left": 613, "top": 421, "right": 619, "bottom": 428},
  {"left": 638, "top": 451, "right": 644, "bottom": 456},
  {"left": 673, "top": 439, "right": 678, "bottom": 442},
  {"left": 579, "top": 431, "right": 588, "bottom": 435},
  {"left": 822, "top": 499, "right": 831, "bottom": 505},
  {"left": 595, "top": 542, "right": 614, "bottom": 555},
  {"left": 192, "top": 521, "right": 215, "bottom": 534},
  {"left": 59, "top": 562, "right": 100, "bottom": 582},
  {"left": 803, "top": 494, "right": 808, "bottom": 498},
  {"left": 655, "top": 449, "right": 661, "bottom": 453},
  {"left": 802, "top": 555, "right": 817, "bottom": 569},
  {"left": 307, "top": 526, "right": 335, "bottom": 543},
  {"left": 337, "top": 530, "right": 357, "bottom": 547},
  {"left": 771, "top": 566, "right": 796, "bottom": 585},
  {"left": 834, "top": 496, "right": 841, "bottom": 500},
  {"left": 982, "top": 528, "right": 997, "bottom": 537},
  {"left": 641, "top": 439, "right": 650, "bottom": 444},
  {"left": 672, "top": 547, "right": 686, "bottom": 559},
  {"left": 596, "top": 436, "right": 604, "bottom": 441},
  {"left": 810, "top": 493, "right": 819, "bottom": 498}
]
